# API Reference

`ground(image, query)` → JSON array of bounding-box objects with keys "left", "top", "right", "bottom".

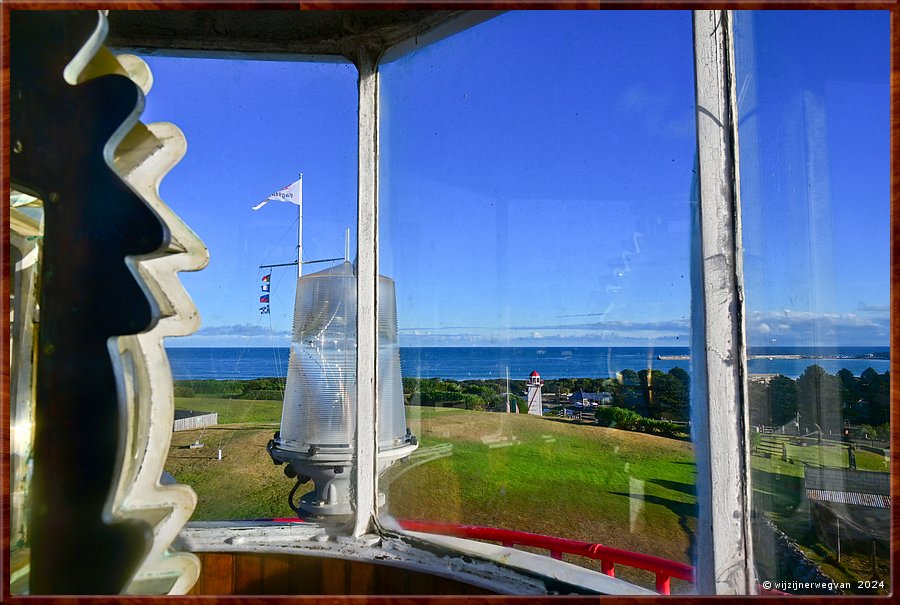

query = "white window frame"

[
  {"left": 98, "top": 8, "right": 761, "bottom": 596},
  {"left": 350, "top": 8, "right": 755, "bottom": 595}
]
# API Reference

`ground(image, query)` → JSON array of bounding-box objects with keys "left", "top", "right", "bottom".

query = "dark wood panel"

[
  {"left": 234, "top": 550, "right": 264, "bottom": 594},
  {"left": 289, "top": 549, "right": 323, "bottom": 595},
  {"left": 261, "top": 553, "right": 292, "bottom": 595},
  {"left": 187, "top": 551, "right": 495, "bottom": 596},
  {"left": 321, "top": 558, "right": 348, "bottom": 595},
  {"left": 199, "top": 553, "right": 234, "bottom": 595},
  {"left": 348, "top": 555, "right": 377, "bottom": 595}
]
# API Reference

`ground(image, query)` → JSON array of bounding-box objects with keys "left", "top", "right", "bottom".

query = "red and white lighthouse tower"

[{"left": 526, "top": 370, "right": 544, "bottom": 416}]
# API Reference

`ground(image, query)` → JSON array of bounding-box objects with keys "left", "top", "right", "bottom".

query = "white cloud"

[
  {"left": 166, "top": 324, "right": 291, "bottom": 347},
  {"left": 746, "top": 309, "right": 889, "bottom": 346}
]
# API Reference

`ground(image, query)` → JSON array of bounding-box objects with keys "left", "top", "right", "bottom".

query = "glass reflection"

[
  {"left": 378, "top": 10, "right": 698, "bottom": 593},
  {"left": 734, "top": 10, "right": 890, "bottom": 595}
]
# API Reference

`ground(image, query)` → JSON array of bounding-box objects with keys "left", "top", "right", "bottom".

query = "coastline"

[{"left": 166, "top": 345, "right": 889, "bottom": 382}]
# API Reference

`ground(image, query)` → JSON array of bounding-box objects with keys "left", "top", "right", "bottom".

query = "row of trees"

[
  {"left": 545, "top": 367, "right": 691, "bottom": 422},
  {"left": 403, "top": 368, "right": 691, "bottom": 422},
  {"left": 749, "top": 365, "right": 889, "bottom": 436},
  {"left": 174, "top": 377, "right": 284, "bottom": 400},
  {"left": 403, "top": 377, "right": 526, "bottom": 412}
]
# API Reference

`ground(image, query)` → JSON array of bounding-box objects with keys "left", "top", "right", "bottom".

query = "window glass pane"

[
  {"left": 378, "top": 11, "right": 698, "bottom": 593},
  {"left": 9, "top": 199, "right": 43, "bottom": 595},
  {"left": 734, "top": 11, "right": 891, "bottom": 595},
  {"left": 137, "top": 56, "right": 360, "bottom": 521}
]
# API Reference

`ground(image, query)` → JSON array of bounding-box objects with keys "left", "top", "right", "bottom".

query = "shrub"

[
  {"left": 173, "top": 386, "right": 195, "bottom": 398},
  {"left": 243, "top": 389, "right": 284, "bottom": 400},
  {"left": 641, "top": 418, "right": 681, "bottom": 437},
  {"left": 750, "top": 429, "right": 762, "bottom": 453},
  {"left": 595, "top": 406, "right": 643, "bottom": 431}
]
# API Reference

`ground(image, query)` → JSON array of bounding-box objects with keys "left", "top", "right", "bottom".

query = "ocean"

[{"left": 165, "top": 346, "right": 890, "bottom": 381}]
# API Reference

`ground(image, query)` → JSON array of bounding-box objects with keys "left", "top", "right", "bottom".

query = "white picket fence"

[{"left": 173, "top": 411, "right": 218, "bottom": 432}]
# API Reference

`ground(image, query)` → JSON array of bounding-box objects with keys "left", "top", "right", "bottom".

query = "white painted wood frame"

[
  {"left": 353, "top": 48, "right": 380, "bottom": 538},
  {"left": 690, "top": 9, "right": 755, "bottom": 595}
]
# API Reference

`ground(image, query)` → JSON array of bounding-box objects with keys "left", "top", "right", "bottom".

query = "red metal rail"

[{"left": 398, "top": 519, "right": 694, "bottom": 595}]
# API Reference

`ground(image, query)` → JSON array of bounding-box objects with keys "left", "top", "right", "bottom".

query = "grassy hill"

[
  {"left": 164, "top": 396, "right": 889, "bottom": 594},
  {"left": 166, "top": 404, "right": 697, "bottom": 591},
  {"left": 174, "top": 396, "right": 282, "bottom": 424},
  {"left": 384, "top": 408, "right": 697, "bottom": 590}
]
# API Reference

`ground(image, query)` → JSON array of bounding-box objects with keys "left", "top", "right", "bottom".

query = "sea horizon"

[{"left": 165, "top": 345, "right": 890, "bottom": 381}]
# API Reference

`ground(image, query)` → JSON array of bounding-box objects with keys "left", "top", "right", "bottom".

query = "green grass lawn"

[
  {"left": 164, "top": 400, "right": 889, "bottom": 594},
  {"left": 165, "top": 402, "right": 697, "bottom": 592},
  {"left": 175, "top": 397, "right": 282, "bottom": 424},
  {"left": 384, "top": 407, "right": 697, "bottom": 590},
  {"left": 168, "top": 423, "right": 296, "bottom": 520}
]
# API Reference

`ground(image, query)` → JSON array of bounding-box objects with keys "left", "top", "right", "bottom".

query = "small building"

[
  {"left": 173, "top": 409, "right": 218, "bottom": 432},
  {"left": 804, "top": 467, "right": 890, "bottom": 554},
  {"left": 748, "top": 373, "right": 780, "bottom": 385},
  {"left": 526, "top": 370, "right": 543, "bottom": 416}
]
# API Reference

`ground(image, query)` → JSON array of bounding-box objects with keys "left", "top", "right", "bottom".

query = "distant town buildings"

[{"left": 569, "top": 391, "right": 613, "bottom": 407}]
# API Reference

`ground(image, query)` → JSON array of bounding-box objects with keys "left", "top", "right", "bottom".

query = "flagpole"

[
  {"left": 345, "top": 227, "right": 350, "bottom": 263},
  {"left": 297, "top": 173, "right": 303, "bottom": 278}
]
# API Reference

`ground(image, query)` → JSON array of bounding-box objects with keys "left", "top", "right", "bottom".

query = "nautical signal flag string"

[{"left": 259, "top": 273, "right": 272, "bottom": 314}]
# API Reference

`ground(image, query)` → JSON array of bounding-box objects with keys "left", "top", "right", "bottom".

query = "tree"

[
  {"left": 768, "top": 375, "right": 799, "bottom": 427},
  {"left": 837, "top": 368, "right": 859, "bottom": 405},
  {"left": 511, "top": 395, "right": 527, "bottom": 414},
  {"left": 610, "top": 369, "right": 644, "bottom": 412},
  {"left": 646, "top": 370, "right": 689, "bottom": 421},
  {"left": 859, "top": 368, "right": 889, "bottom": 426},
  {"left": 797, "top": 365, "right": 841, "bottom": 437},
  {"left": 665, "top": 367, "right": 690, "bottom": 420},
  {"left": 637, "top": 369, "right": 659, "bottom": 416},
  {"left": 748, "top": 380, "right": 771, "bottom": 426}
]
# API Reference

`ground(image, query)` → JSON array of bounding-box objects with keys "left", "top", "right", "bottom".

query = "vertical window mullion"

[
  {"left": 691, "top": 9, "right": 755, "bottom": 594},
  {"left": 353, "top": 48, "right": 379, "bottom": 537}
]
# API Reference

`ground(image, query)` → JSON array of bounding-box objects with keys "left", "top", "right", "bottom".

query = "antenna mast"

[{"left": 297, "top": 173, "right": 303, "bottom": 278}]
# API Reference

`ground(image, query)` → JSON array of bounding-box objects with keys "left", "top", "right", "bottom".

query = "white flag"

[{"left": 252, "top": 177, "right": 302, "bottom": 210}]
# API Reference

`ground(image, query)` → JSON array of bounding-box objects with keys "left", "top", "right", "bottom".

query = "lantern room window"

[{"left": 6, "top": 7, "right": 891, "bottom": 598}]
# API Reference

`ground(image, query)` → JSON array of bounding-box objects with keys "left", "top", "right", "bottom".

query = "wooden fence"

[{"left": 173, "top": 410, "right": 218, "bottom": 432}]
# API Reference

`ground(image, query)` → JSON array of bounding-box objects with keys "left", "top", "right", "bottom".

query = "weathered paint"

[
  {"left": 690, "top": 10, "right": 755, "bottom": 595},
  {"left": 177, "top": 523, "right": 655, "bottom": 596},
  {"left": 353, "top": 49, "right": 379, "bottom": 539}
]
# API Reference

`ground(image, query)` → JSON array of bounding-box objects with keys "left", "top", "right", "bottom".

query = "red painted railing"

[
  {"left": 259, "top": 517, "right": 695, "bottom": 594},
  {"left": 398, "top": 519, "right": 694, "bottom": 595}
]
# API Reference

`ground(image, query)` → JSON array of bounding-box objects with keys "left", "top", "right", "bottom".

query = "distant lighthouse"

[{"left": 526, "top": 370, "right": 544, "bottom": 416}]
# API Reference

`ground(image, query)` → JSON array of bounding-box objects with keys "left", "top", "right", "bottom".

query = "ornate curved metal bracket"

[{"left": 10, "top": 10, "right": 206, "bottom": 594}]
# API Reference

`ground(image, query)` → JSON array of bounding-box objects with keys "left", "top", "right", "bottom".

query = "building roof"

[
  {"left": 570, "top": 391, "right": 610, "bottom": 401},
  {"left": 530, "top": 370, "right": 540, "bottom": 378},
  {"left": 804, "top": 467, "right": 890, "bottom": 509}
]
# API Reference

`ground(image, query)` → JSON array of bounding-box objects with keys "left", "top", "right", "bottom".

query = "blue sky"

[
  {"left": 141, "top": 10, "right": 890, "bottom": 349},
  {"left": 733, "top": 10, "right": 890, "bottom": 346}
]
